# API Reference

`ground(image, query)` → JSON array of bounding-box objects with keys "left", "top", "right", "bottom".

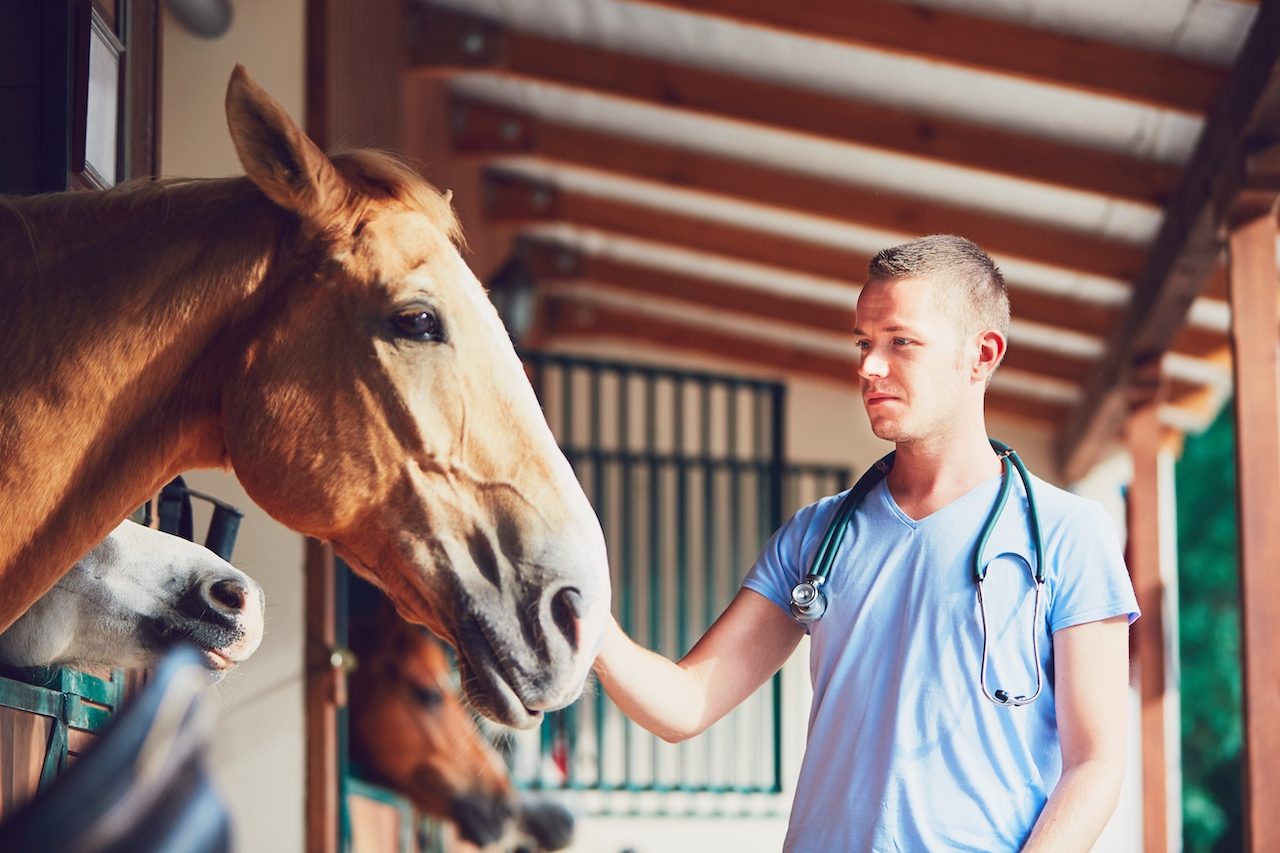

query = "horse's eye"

[
  {"left": 411, "top": 684, "right": 445, "bottom": 708},
  {"left": 393, "top": 310, "right": 442, "bottom": 341}
]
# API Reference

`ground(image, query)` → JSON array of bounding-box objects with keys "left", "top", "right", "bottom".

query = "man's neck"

[{"left": 885, "top": 425, "right": 1002, "bottom": 521}]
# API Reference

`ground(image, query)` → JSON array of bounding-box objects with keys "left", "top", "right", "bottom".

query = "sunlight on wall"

[{"left": 161, "top": 1, "right": 307, "bottom": 851}]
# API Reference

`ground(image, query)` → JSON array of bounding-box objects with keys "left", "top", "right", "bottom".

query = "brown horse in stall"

[
  {"left": 350, "top": 605, "right": 575, "bottom": 851},
  {"left": 0, "top": 66, "right": 609, "bottom": 726}
]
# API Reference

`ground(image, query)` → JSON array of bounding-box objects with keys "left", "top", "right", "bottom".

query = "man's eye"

[
  {"left": 856, "top": 340, "right": 870, "bottom": 350},
  {"left": 893, "top": 337, "right": 910, "bottom": 345}
]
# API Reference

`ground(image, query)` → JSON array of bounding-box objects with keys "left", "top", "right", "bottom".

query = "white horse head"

[{"left": 0, "top": 520, "right": 265, "bottom": 680}]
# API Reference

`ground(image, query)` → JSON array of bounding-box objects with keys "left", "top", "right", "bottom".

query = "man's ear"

[
  {"left": 225, "top": 65, "right": 341, "bottom": 221},
  {"left": 974, "top": 329, "right": 1007, "bottom": 381}
]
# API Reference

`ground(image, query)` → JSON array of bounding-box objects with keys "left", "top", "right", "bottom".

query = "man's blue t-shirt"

[{"left": 742, "top": 471, "right": 1139, "bottom": 853}]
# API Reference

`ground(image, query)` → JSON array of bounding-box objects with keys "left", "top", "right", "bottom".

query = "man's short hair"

[{"left": 867, "top": 235, "right": 1010, "bottom": 340}]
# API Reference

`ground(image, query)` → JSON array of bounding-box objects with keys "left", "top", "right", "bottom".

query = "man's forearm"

[
  {"left": 592, "top": 590, "right": 807, "bottom": 743},
  {"left": 593, "top": 618, "right": 710, "bottom": 743},
  {"left": 1020, "top": 757, "right": 1125, "bottom": 853}
]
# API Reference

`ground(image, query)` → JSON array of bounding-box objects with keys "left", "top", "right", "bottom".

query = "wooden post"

[
  {"left": 1229, "top": 209, "right": 1280, "bottom": 853},
  {"left": 1127, "top": 405, "right": 1169, "bottom": 853},
  {"left": 304, "top": 538, "right": 339, "bottom": 853}
]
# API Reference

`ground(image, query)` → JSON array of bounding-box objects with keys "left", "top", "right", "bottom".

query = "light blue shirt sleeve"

[
  {"left": 1045, "top": 499, "right": 1140, "bottom": 632},
  {"left": 742, "top": 496, "right": 838, "bottom": 622}
]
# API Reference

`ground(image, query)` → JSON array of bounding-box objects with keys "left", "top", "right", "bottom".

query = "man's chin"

[{"left": 867, "top": 419, "right": 905, "bottom": 443}]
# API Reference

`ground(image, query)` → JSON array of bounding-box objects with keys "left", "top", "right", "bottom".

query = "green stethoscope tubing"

[{"left": 788, "top": 439, "right": 1047, "bottom": 707}]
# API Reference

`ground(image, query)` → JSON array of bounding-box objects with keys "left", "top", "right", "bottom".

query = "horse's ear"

[{"left": 225, "top": 65, "right": 341, "bottom": 219}]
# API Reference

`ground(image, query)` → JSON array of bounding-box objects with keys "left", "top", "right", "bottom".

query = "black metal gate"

[{"left": 517, "top": 352, "right": 790, "bottom": 813}]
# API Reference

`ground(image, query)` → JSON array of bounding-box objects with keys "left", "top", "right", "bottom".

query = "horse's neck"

[{"left": 0, "top": 180, "right": 285, "bottom": 626}]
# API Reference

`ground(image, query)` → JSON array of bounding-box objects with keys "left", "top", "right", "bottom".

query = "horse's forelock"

[{"left": 328, "top": 150, "right": 464, "bottom": 249}]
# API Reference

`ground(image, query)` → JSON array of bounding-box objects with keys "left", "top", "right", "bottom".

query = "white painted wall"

[
  {"left": 184, "top": 469, "right": 306, "bottom": 853},
  {"left": 160, "top": 2, "right": 308, "bottom": 851},
  {"left": 159, "top": 0, "right": 304, "bottom": 179}
]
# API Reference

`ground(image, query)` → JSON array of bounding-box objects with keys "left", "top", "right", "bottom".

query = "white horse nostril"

[{"left": 208, "top": 579, "right": 247, "bottom": 611}]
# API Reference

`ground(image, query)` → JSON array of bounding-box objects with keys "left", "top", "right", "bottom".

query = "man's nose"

[{"left": 858, "top": 347, "right": 888, "bottom": 379}]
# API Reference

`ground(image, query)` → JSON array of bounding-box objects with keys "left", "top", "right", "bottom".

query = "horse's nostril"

[
  {"left": 450, "top": 794, "right": 512, "bottom": 846},
  {"left": 550, "top": 587, "right": 583, "bottom": 649},
  {"left": 208, "top": 579, "right": 247, "bottom": 611}
]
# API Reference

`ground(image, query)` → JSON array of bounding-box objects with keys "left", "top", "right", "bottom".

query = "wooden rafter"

[
  {"left": 483, "top": 170, "right": 1228, "bottom": 360},
  {"left": 1059, "top": 1, "right": 1280, "bottom": 480},
  {"left": 628, "top": 0, "right": 1226, "bottom": 114},
  {"left": 452, "top": 99, "right": 1147, "bottom": 282},
  {"left": 409, "top": 4, "right": 1180, "bottom": 206},
  {"left": 519, "top": 237, "right": 856, "bottom": 334},
  {"left": 520, "top": 235, "right": 1098, "bottom": 385},
  {"left": 536, "top": 292, "right": 1073, "bottom": 427}
]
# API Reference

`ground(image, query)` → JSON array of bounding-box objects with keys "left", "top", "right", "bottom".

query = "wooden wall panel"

[
  {"left": 0, "top": 707, "right": 52, "bottom": 823},
  {"left": 305, "top": 538, "right": 339, "bottom": 853},
  {"left": 306, "top": 0, "right": 405, "bottom": 151}
]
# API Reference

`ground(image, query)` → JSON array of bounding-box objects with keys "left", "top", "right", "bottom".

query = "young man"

[{"left": 592, "top": 235, "right": 1139, "bottom": 852}]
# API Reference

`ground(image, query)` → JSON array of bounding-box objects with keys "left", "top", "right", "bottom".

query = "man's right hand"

[{"left": 592, "top": 588, "right": 808, "bottom": 742}]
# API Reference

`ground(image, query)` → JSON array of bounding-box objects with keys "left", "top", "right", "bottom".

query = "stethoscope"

[{"left": 788, "top": 439, "right": 1047, "bottom": 708}]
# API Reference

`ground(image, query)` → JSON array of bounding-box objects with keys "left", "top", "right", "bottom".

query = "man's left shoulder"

[{"left": 1025, "top": 475, "right": 1115, "bottom": 536}]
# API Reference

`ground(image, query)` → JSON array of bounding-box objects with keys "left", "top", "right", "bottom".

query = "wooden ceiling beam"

[
  {"left": 485, "top": 171, "right": 1228, "bottom": 360},
  {"left": 519, "top": 236, "right": 856, "bottom": 333},
  {"left": 1171, "top": 324, "right": 1233, "bottom": 360},
  {"left": 629, "top": 0, "right": 1226, "bottom": 114},
  {"left": 520, "top": 235, "right": 1098, "bottom": 385},
  {"left": 537, "top": 293, "right": 1072, "bottom": 427},
  {"left": 485, "top": 168, "right": 871, "bottom": 278},
  {"left": 410, "top": 4, "right": 1180, "bottom": 206},
  {"left": 454, "top": 99, "right": 1148, "bottom": 282},
  {"left": 1059, "top": 2, "right": 1280, "bottom": 480}
]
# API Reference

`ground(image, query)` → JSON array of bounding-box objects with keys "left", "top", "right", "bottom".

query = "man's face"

[{"left": 855, "top": 277, "right": 975, "bottom": 444}]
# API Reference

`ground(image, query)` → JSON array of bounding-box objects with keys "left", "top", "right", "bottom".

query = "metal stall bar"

[
  {"left": 517, "top": 352, "right": 797, "bottom": 809},
  {"left": 590, "top": 363, "right": 606, "bottom": 791},
  {"left": 769, "top": 383, "right": 787, "bottom": 794},
  {"left": 618, "top": 365, "right": 634, "bottom": 790},
  {"left": 645, "top": 372, "right": 664, "bottom": 793}
]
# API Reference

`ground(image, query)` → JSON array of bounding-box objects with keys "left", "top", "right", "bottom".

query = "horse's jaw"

[
  {"left": 451, "top": 607, "right": 608, "bottom": 730},
  {"left": 336, "top": 513, "right": 610, "bottom": 730}
]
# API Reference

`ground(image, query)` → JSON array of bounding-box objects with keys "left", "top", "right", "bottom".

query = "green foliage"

[{"left": 1175, "top": 404, "right": 1242, "bottom": 853}]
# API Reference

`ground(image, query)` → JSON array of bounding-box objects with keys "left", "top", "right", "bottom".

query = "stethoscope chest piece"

[{"left": 790, "top": 575, "right": 827, "bottom": 622}]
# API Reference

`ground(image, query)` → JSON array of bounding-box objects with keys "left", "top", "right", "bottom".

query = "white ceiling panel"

[
  {"left": 454, "top": 74, "right": 1167, "bottom": 242},
  {"left": 430, "top": 0, "right": 1222, "bottom": 162}
]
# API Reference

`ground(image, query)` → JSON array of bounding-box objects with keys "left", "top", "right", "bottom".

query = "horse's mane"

[{"left": 329, "top": 150, "right": 465, "bottom": 249}]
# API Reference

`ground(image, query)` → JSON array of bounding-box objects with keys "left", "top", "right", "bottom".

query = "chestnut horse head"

[
  {"left": 0, "top": 66, "right": 609, "bottom": 726},
  {"left": 350, "top": 608, "right": 514, "bottom": 847}
]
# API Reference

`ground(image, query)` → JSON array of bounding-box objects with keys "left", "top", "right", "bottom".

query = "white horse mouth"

[
  {"left": 203, "top": 649, "right": 235, "bottom": 671},
  {"left": 455, "top": 619, "right": 542, "bottom": 729}
]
